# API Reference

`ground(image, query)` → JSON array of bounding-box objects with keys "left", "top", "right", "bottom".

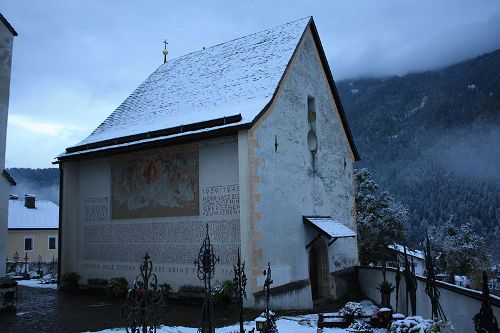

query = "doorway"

[{"left": 308, "top": 238, "right": 329, "bottom": 301}]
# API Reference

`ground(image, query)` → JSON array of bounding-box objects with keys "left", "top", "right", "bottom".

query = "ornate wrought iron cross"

[
  {"left": 121, "top": 253, "right": 163, "bottom": 333},
  {"left": 23, "top": 252, "right": 29, "bottom": 275},
  {"left": 395, "top": 259, "right": 401, "bottom": 312},
  {"left": 473, "top": 271, "right": 499, "bottom": 333},
  {"left": 37, "top": 255, "right": 43, "bottom": 278},
  {"left": 403, "top": 246, "right": 417, "bottom": 316},
  {"left": 262, "top": 262, "right": 277, "bottom": 333},
  {"left": 13, "top": 251, "right": 19, "bottom": 272},
  {"left": 233, "top": 248, "right": 247, "bottom": 333},
  {"left": 194, "top": 224, "right": 219, "bottom": 333},
  {"left": 423, "top": 234, "right": 446, "bottom": 321}
]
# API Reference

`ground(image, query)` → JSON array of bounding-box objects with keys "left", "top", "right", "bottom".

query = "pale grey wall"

[
  {"left": 358, "top": 267, "right": 500, "bottom": 332},
  {"left": 61, "top": 137, "right": 240, "bottom": 290},
  {"left": 249, "top": 28, "right": 358, "bottom": 309},
  {"left": 0, "top": 20, "right": 15, "bottom": 277}
]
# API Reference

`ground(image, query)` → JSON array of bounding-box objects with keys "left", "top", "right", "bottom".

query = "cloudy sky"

[{"left": 2, "top": 0, "right": 500, "bottom": 168}]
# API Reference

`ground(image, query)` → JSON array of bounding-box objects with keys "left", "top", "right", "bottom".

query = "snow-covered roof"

[
  {"left": 388, "top": 244, "right": 425, "bottom": 260},
  {"left": 303, "top": 216, "right": 357, "bottom": 239},
  {"left": 69, "top": 17, "right": 311, "bottom": 150},
  {"left": 60, "top": 17, "right": 359, "bottom": 161},
  {"left": 8, "top": 199, "right": 59, "bottom": 229}
]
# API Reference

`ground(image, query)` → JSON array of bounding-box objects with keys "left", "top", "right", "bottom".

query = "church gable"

[{"left": 245, "top": 26, "right": 358, "bottom": 296}]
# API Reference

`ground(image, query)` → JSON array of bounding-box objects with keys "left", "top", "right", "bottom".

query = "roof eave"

[
  {"left": 0, "top": 13, "right": 18, "bottom": 36},
  {"left": 2, "top": 169, "right": 16, "bottom": 186},
  {"left": 55, "top": 122, "right": 249, "bottom": 164},
  {"left": 308, "top": 20, "right": 360, "bottom": 161}
]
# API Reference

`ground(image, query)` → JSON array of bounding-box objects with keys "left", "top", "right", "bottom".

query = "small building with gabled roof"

[
  {"left": 56, "top": 17, "right": 359, "bottom": 309},
  {"left": 7, "top": 195, "right": 59, "bottom": 263}
]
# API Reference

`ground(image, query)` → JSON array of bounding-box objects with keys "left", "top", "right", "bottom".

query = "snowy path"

[
  {"left": 16, "top": 279, "right": 58, "bottom": 289},
  {"left": 83, "top": 314, "right": 388, "bottom": 333}
]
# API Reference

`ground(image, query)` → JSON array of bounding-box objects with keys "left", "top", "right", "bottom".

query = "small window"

[
  {"left": 48, "top": 236, "right": 57, "bottom": 250},
  {"left": 307, "top": 96, "right": 316, "bottom": 124},
  {"left": 24, "top": 237, "right": 34, "bottom": 251}
]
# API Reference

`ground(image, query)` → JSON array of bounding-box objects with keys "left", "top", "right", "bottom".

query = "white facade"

[
  {"left": 246, "top": 30, "right": 358, "bottom": 309},
  {"left": 59, "top": 18, "right": 359, "bottom": 309},
  {"left": 0, "top": 14, "right": 17, "bottom": 277},
  {"left": 61, "top": 138, "right": 240, "bottom": 288}
]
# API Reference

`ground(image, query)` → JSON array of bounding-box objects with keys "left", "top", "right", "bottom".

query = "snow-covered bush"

[
  {"left": 347, "top": 319, "right": 373, "bottom": 333},
  {"left": 390, "top": 316, "right": 454, "bottom": 333},
  {"left": 340, "top": 302, "right": 364, "bottom": 323},
  {"left": 212, "top": 280, "right": 234, "bottom": 305}
]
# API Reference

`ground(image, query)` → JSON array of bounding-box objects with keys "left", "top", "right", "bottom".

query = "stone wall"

[{"left": 358, "top": 266, "right": 500, "bottom": 332}]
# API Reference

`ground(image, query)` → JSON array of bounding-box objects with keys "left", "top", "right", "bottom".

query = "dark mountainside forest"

[
  {"left": 7, "top": 49, "right": 500, "bottom": 262},
  {"left": 7, "top": 168, "right": 59, "bottom": 204},
  {"left": 338, "top": 49, "right": 500, "bottom": 263}
]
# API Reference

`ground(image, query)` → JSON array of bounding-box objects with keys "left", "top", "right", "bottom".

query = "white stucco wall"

[
  {"left": 247, "top": 28, "right": 358, "bottom": 309},
  {"left": 61, "top": 137, "right": 240, "bottom": 290},
  {"left": 0, "top": 20, "right": 15, "bottom": 277}
]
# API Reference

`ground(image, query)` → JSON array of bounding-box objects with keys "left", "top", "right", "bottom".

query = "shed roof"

[
  {"left": 60, "top": 17, "right": 359, "bottom": 160},
  {"left": 303, "top": 216, "right": 357, "bottom": 239},
  {"left": 8, "top": 199, "right": 59, "bottom": 229}
]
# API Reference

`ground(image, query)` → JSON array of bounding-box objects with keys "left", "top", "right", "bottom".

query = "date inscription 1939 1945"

[{"left": 202, "top": 185, "right": 240, "bottom": 216}]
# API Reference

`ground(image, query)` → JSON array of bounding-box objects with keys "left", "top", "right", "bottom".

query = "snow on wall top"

[
  {"left": 304, "top": 217, "right": 357, "bottom": 238},
  {"left": 72, "top": 17, "right": 311, "bottom": 149},
  {"left": 388, "top": 243, "right": 425, "bottom": 260},
  {"left": 8, "top": 199, "right": 59, "bottom": 229}
]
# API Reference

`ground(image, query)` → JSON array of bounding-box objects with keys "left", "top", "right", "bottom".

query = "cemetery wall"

[
  {"left": 247, "top": 28, "right": 358, "bottom": 309},
  {"left": 358, "top": 266, "right": 500, "bottom": 332},
  {"left": 60, "top": 137, "right": 240, "bottom": 290}
]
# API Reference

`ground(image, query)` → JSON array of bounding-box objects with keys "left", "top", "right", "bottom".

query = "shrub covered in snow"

[
  {"left": 212, "top": 280, "right": 234, "bottom": 305},
  {"left": 347, "top": 319, "right": 373, "bottom": 333},
  {"left": 390, "top": 316, "right": 453, "bottom": 333},
  {"left": 340, "top": 302, "right": 364, "bottom": 323}
]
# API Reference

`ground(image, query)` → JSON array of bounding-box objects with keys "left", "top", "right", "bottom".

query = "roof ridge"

[{"left": 158, "top": 16, "right": 312, "bottom": 67}]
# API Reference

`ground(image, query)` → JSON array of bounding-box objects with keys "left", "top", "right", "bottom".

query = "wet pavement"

[
  {"left": 0, "top": 286, "right": 264, "bottom": 333},
  {"left": 0, "top": 286, "right": 124, "bottom": 333}
]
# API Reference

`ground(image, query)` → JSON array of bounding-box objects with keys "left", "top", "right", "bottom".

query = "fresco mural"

[{"left": 111, "top": 146, "right": 199, "bottom": 218}]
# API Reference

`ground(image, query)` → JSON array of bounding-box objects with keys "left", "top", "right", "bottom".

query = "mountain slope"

[
  {"left": 7, "top": 168, "right": 60, "bottom": 204},
  {"left": 338, "top": 49, "right": 500, "bottom": 262}
]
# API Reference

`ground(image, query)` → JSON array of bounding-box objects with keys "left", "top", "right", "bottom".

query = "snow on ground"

[
  {"left": 16, "top": 279, "right": 58, "bottom": 289},
  {"left": 83, "top": 300, "right": 387, "bottom": 333},
  {"left": 83, "top": 316, "right": 388, "bottom": 333}
]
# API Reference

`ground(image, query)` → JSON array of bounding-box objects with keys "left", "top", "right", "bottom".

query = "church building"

[{"left": 56, "top": 17, "right": 360, "bottom": 309}]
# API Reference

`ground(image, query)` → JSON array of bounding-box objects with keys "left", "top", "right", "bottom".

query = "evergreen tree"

[
  {"left": 429, "top": 217, "right": 490, "bottom": 284},
  {"left": 354, "top": 168, "right": 408, "bottom": 264}
]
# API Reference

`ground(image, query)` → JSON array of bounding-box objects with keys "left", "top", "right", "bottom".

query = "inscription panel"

[
  {"left": 84, "top": 197, "right": 109, "bottom": 221},
  {"left": 201, "top": 185, "right": 240, "bottom": 216},
  {"left": 83, "top": 219, "right": 240, "bottom": 265}
]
